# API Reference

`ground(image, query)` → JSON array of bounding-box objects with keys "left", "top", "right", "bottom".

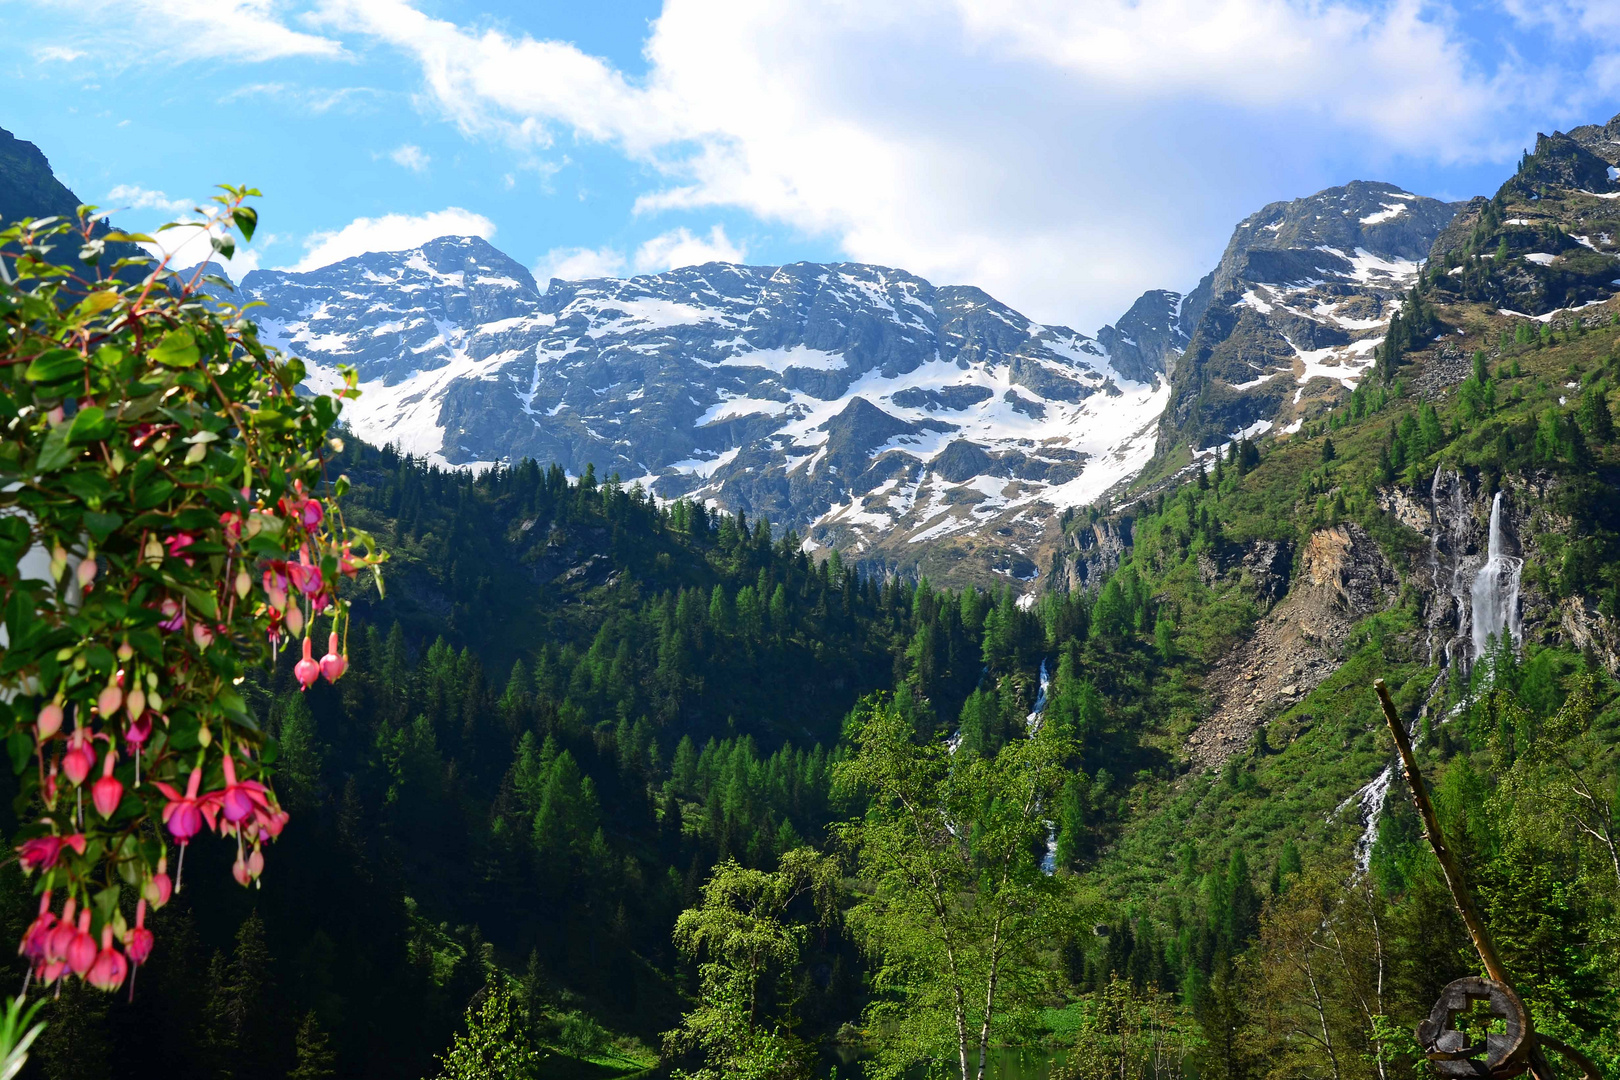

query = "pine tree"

[{"left": 288, "top": 1012, "right": 338, "bottom": 1080}]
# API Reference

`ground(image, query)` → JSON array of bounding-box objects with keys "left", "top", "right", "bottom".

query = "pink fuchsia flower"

[
  {"left": 286, "top": 555, "right": 322, "bottom": 598},
  {"left": 143, "top": 863, "right": 173, "bottom": 910},
  {"left": 301, "top": 498, "right": 323, "bottom": 529},
  {"left": 76, "top": 556, "right": 97, "bottom": 591},
  {"left": 67, "top": 909, "right": 96, "bottom": 977},
  {"left": 86, "top": 926, "right": 128, "bottom": 991},
  {"left": 154, "top": 768, "right": 213, "bottom": 845},
  {"left": 320, "top": 632, "right": 347, "bottom": 683},
  {"left": 17, "top": 833, "right": 85, "bottom": 873},
  {"left": 192, "top": 622, "right": 215, "bottom": 649},
  {"left": 294, "top": 636, "right": 320, "bottom": 691},
  {"left": 219, "top": 511, "right": 243, "bottom": 544},
  {"left": 125, "top": 711, "right": 153, "bottom": 752},
  {"left": 97, "top": 678, "right": 122, "bottom": 718},
  {"left": 158, "top": 598, "right": 185, "bottom": 632},
  {"left": 220, "top": 754, "right": 270, "bottom": 827},
  {"left": 125, "top": 899, "right": 154, "bottom": 966},
  {"left": 62, "top": 729, "right": 96, "bottom": 787},
  {"left": 164, "top": 532, "right": 198, "bottom": 566},
  {"left": 92, "top": 750, "right": 123, "bottom": 818},
  {"left": 263, "top": 566, "right": 289, "bottom": 612},
  {"left": 17, "top": 833, "right": 86, "bottom": 872},
  {"left": 36, "top": 702, "right": 63, "bottom": 740},
  {"left": 19, "top": 893, "right": 55, "bottom": 966}
]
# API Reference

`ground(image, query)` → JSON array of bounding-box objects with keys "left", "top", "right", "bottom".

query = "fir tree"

[{"left": 288, "top": 1012, "right": 338, "bottom": 1080}]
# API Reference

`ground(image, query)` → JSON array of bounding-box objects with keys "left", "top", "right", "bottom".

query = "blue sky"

[{"left": 2, "top": 0, "right": 1618, "bottom": 332}]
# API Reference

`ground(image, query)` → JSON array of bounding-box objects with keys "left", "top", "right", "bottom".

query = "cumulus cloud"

[
  {"left": 287, "top": 208, "right": 496, "bottom": 271},
  {"left": 389, "top": 144, "right": 431, "bottom": 171},
  {"left": 533, "top": 245, "right": 627, "bottom": 284},
  {"left": 106, "top": 184, "right": 194, "bottom": 214},
  {"left": 317, "top": 0, "right": 1547, "bottom": 328},
  {"left": 632, "top": 225, "right": 745, "bottom": 273}
]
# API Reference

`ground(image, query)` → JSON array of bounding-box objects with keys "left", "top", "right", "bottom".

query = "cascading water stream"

[
  {"left": 1470, "top": 491, "right": 1523, "bottom": 660},
  {"left": 1348, "top": 482, "right": 1518, "bottom": 874},
  {"left": 1021, "top": 661, "right": 1059, "bottom": 874}
]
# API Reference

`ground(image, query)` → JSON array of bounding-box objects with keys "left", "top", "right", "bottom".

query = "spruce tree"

[{"left": 288, "top": 1012, "right": 338, "bottom": 1080}]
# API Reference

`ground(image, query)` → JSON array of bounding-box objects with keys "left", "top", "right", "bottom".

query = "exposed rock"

[
  {"left": 1095, "top": 289, "right": 1187, "bottom": 384},
  {"left": 1052, "top": 516, "right": 1134, "bottom": 594},
  {"left": 1188, "top": 524, "right": 1396, "bottom": 770},
  {"left": 1241, "top": 540, "right": 1293, "bottom": 605},
  {"left": 1302, "top": 523, "right": 1399, "bottom": 614}
]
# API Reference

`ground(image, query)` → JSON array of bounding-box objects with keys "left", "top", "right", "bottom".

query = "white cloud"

[
  {"left": 33, "top": 45, "right": 86, "bottom": 62},
  {"left": 134, "top": 212, "right": 263, "bottom": 278},
  {"left": 632, "top": 225, "right": 745, "bottom": 273},
  {"left": 32, "top": 0, "right": 343, "bottom": 62},
  {"left": 106, "top": 185, "right": 194, "bottom": 214},
  {"left": 533, "top": 245, "right": 627, "bottom": 283},
  {"left": 320, "top": 0, "right": 1539, "bottom": 329},
  {"left": 389, "top": 144, "right": 431, "bottom": 171},
  {"left": 286, "top": 208, "right": 496, "bottom": 271}
]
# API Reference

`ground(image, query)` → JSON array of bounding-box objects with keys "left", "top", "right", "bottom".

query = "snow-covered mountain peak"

[{"left": 229, "top": 243, "right": 1180, "bottom": 585}]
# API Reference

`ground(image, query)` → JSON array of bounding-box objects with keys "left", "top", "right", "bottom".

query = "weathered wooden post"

[{"left": 1373, "top": 679, "right": 1599, "bottom": 1080}]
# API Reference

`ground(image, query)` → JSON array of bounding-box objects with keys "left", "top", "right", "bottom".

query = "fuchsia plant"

[{"left": 0, "top": 193, "right": 386, "bottom": 995}]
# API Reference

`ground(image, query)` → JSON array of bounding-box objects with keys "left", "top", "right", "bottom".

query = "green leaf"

[
  {"left": 36, "top": 424, "right": 76, "bottom": 472},
  {"left": 178, "top": 584, "right": 219, "bottom": 620},
  {"left": 67, "top": 405, "right": 111, "bottom": 444},
  {"left": 210, "top": 234, "right": 236, "bottom": 261},
  {"left": 82, "top": 510, "right": 122, "bottom": 540},
  {"left": 24, "top": 349, "right": 84, "bottom": 384},
  {"left": 73, "top": 290, "right": 120, "bottom": 317},
  {"left": 61, "top": 471, "right": 112, "bottom": 503},
  {"left": 151, "top": 328, "right": 200, "bottom": 369},
  {"left": 0, "top": 517, "right": 30, "bottom": 569},
  {"left": 230, "top": 206, "right": 257, "bottom": 243},
  {"left": 6, "top": 732, "right": 31, "bottom": 775}
]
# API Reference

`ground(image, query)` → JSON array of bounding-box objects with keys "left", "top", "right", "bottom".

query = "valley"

[{"left": 2, "top": 103, "right": 1620, "bottom": 1080}]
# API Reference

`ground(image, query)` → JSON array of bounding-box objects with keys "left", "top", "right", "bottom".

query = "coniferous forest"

[{"left": 9, "top": 365, "right": 1620, "bottom": 1078}]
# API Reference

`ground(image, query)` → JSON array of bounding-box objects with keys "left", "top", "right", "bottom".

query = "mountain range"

[{"left": 6, "top": 116, "right": 1620, "bottom": 587}]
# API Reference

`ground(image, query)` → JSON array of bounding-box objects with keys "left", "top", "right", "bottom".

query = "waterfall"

[
  {"left": 1023, "top": 660, "right": 1058, "bottom": 875},
  {"left": 1025, "top": 660, "right": 1050, "bottom": 735},
  {"left": 1470, "top": 491, "right": 1522, "bottom": 659}
]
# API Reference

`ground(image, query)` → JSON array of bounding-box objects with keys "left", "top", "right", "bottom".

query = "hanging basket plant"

[{"left": 0, "top": 189, "right": 386, "bottom": 994}]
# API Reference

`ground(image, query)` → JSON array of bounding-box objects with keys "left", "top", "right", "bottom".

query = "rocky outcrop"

[
  {"left": 1302, "top": 523, "right": 1400, "bottom": 613},
  {"left": 1188, "top": 523, "right": 1396, "bottom": 769},
  {"left": 1095, "top": 289, "right": 1187, "bottom": 385},
  {"left": 1052, "top": 516, "right": 1134, "bottom": 594}
]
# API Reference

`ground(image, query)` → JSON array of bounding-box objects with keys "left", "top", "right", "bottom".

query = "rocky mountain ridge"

[{"left": 239, "top": 244, "right": 1186, "bottom": 586}]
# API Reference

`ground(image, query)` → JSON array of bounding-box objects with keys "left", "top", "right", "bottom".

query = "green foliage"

[
  {"left": 662, "top": 848, "right": 836, "bottom": 1080},
  {"left": 835, "top": 694, "right": 1081, "bottom": 1080},
  {"left": 431, "top": 983, "right": 542, "bottom": 1080},
  {"left": 0, "top": 197, "right": 384, "bottom": 967}
]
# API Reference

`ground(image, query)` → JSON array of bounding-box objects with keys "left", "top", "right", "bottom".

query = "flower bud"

[
  {"left": 97, "top": 680, "right": 122, "bottom": 718},
  {"left": 36, "top": 702, "right": 64, "bottom": 740}
]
